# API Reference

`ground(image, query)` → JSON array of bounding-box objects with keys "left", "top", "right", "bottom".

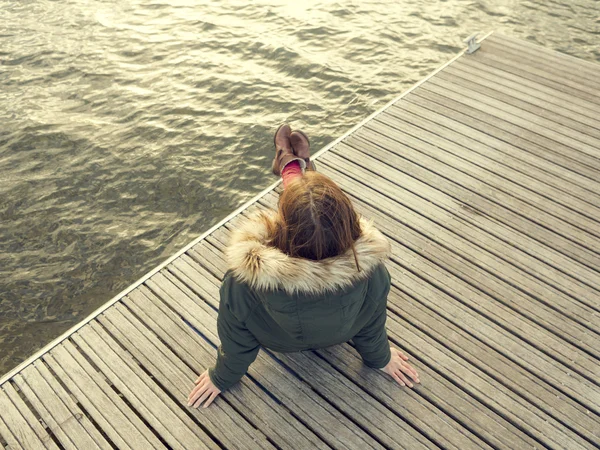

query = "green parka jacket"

[{"left": 208, "top": 211, "right": 393, "bottom": 392}]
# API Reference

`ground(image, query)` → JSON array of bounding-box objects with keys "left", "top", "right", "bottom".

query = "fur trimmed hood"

[{"left": 226, "top": 211, "right": 391, "bottom": 295}]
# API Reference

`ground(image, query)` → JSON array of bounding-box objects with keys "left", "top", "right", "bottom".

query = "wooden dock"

[{"left": 1, "top": 32, "right": 599, "bottom": 449}]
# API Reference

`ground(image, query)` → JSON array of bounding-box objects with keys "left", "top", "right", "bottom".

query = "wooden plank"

[
  {"left": 399, "top": 94, "right": 600, "bottom": 203},
  {"left": 376, "top": 107, "right": 600, "bottom": 228},
  {"left": 421, "top": 80, "right": 600, "bottom": 171},
  {"left": 0, "top": 415, "right": 22, "bottom": 450},
  {"left": 427, "top": 76, "right": 600, "bottom": 160},
  {"left": 440, "top": 64, "right": 600, "bottom": 140},
  {"left": 0, "top": 389, "right": 49, "bottom": 450},
  {"left": 1, "top": 383, "right": 59, "bottom": 450},
  {"left": 72, "top": 324, "right": 215, "bottom": 450},
  {"left": 412, "top": 88, "right": 600, "bottom": 180},
  {"left": 343, "top": 131, "right": 600, "bottom": 295},
  {"left": 146, "top": 270, "right": 433, "bottom": 449},
  {"left": 277, "top": 350, "right": 488, "bottom": 450},
  {"left": 471, "top": 47, "right": 600, "bottom": 105},
  {"left": 485, "top": 35, "right": 600, "bottom": 86},
  {"left": 349, "top": 125, "right": 600, "bottom": 271},
  {"left": 382, "top": 311, "right": 594, "bottom": 449},
  {"left": 356, "top": 120, "right": 600, "bottom": 253},
  {"left": 14, "top": 363, "right": 111, "bottom": 450},
  {"left": 44, "top": 343, "right": 165, "bottom": 450},
  {"left": 482, "top": 38, "right": 600, "bottom": 90},
  {"left": 453, "top": 59, "right": 600, "bottom": 128},
  {"left": 386, "top": 282, "right": 600, "bottom": 446},
  {"left": 343, "top": 194, "right": 600, "bottom": 444},
  {"left": 316, "top": 156, "right": 600, "bottom": 403},
  {"left": 189, "top": 242, "right": 231, "bottom": 278},
  {"left": 98, "top": 304, "right": 274, "bottom": 450},
  {"left": 488, "top": 34, "right": 600, "bottom": 76}
]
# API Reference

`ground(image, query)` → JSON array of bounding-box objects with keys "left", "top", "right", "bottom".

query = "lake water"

[{"left": 1, "top": 0, "right": 598, "bottom": 376}]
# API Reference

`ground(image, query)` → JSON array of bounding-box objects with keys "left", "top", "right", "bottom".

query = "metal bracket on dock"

[{"left": 464, "top": 33, "right": 481, "bottom": 54}]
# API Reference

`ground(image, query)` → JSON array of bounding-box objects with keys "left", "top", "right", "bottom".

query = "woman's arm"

[
  {"left": 352, "top": 265, "right": 420, "bottom": 387},
  {"left": 210, "top": 296, "right": 261, "bottom": 391},
  {"left": 188, "top": 276, "right": 260, "bottom": 408}
]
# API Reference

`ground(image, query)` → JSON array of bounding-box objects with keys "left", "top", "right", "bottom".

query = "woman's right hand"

[{"left": 381, "top": 347, "right": 420, "bottom": 388}]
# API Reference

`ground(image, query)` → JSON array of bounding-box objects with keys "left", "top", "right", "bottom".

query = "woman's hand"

[
  {"left": 188, "top": 370, "right": 221, "bottom": 408},
  {"left": 381, "top": 347, "right": 420, "bottom": 388}
]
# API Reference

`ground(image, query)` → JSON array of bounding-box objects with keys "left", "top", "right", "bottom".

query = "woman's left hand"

[{"left": 188, "top": 370, "right": 221, "bottom": 408}]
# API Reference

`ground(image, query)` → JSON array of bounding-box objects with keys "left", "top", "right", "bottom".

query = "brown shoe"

[
  {"left": 272, "top": 124, "right": 305, "bottom": 176},
  {"left": 290, "top": 130, "right": 316, "bottom": 171}
]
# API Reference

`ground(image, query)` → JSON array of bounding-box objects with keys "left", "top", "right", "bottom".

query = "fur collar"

[{"left": 226, "top": 211, "right": 391, "bottom": 295}]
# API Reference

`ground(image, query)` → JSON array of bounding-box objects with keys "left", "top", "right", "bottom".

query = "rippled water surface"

[{"left": 1, "top": 0, "right": 599, "bottom": 375}]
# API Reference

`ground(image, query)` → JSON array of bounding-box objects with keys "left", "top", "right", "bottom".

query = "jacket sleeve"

[
  {"left": 352, "top": 265, "right": 392, "bottom": 369},
  {"left": 208, "top": 274, "right": 260, "bottom": 392}
]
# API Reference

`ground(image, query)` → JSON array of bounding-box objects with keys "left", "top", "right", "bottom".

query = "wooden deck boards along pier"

[{"left": 1, "top": 32, "right": 600, "bottom": 449}]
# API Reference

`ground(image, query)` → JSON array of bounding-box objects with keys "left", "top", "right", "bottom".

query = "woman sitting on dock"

[{"left": 188, "top": 125, "right": 420, "bottom": 408}]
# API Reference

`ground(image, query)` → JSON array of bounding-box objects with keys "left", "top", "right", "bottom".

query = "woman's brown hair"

[{"left": 268, "top": 172, "right": 362, "bottom": 269}]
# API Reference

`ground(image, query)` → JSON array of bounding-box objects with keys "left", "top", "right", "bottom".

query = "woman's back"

[{"left": 222, "top": 209, "right": 392, "bottom": 353}]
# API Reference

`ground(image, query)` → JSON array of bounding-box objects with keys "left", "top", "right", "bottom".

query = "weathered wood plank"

[
  {"left": 350, "top": 125, "right": 600, "bottom": 271},
  {"left": 0, "top": 415, "right": 21, "bottom": 450},
  {"left": 336, "top": 135, "right": 600, "bottom": 306},
  {"left": 439, "top": 65, "right": 600, "bottom": 140},
  {"left": 1, "top": 383, "right": 59, "bottom": 450},
  {"left": 72, "top": 324, "right": 214, "bottom": 450},
  {"left": 0, "top": 388, "right": 50, "bottom": 450},
  {"left": 485, "top": 35, "right": 600, "bottom": 86},
  {"left": 98, "top": 303, "right": 274, "bottom": 450},
  {"left": 14, "top": 363, "right": 111, "bottom": 450},
  {"left": 450, "top": 59, "right": 600, "bottom": 129},
  {"left": 488, "top": 34, "right": 600, "bottom": 77},
  {"left": 422, "top": 81, "right": 600, "bottom": 171},
  {"left": 412, "top": 88, "right": 600, "bottom": 180},
  {"left": 471, "top": 47, "right": 600, "bottom": 105},
  {"left": 398, "top": 94, "right": 600, "bottom": 202},
  {"left": 359, "top": 120, "right": 600, "bottom": 254},
  {"left": 383, "top": 312, "right": 594, "bottom": 449},
  {"left": 376, "top": 107, "right": 600, "bottom": 227},
  {"left": 427, "top": 76, "right": 600, "bottom": 160},
  {"left": 482, "top": 41, "right": 600, "bottom": 91},
  {"left": 386, "top": 283, "right": 600, "bottom": 446},
  {"left": 44, "top": 343, "right": 165, "bottom": 450}
]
